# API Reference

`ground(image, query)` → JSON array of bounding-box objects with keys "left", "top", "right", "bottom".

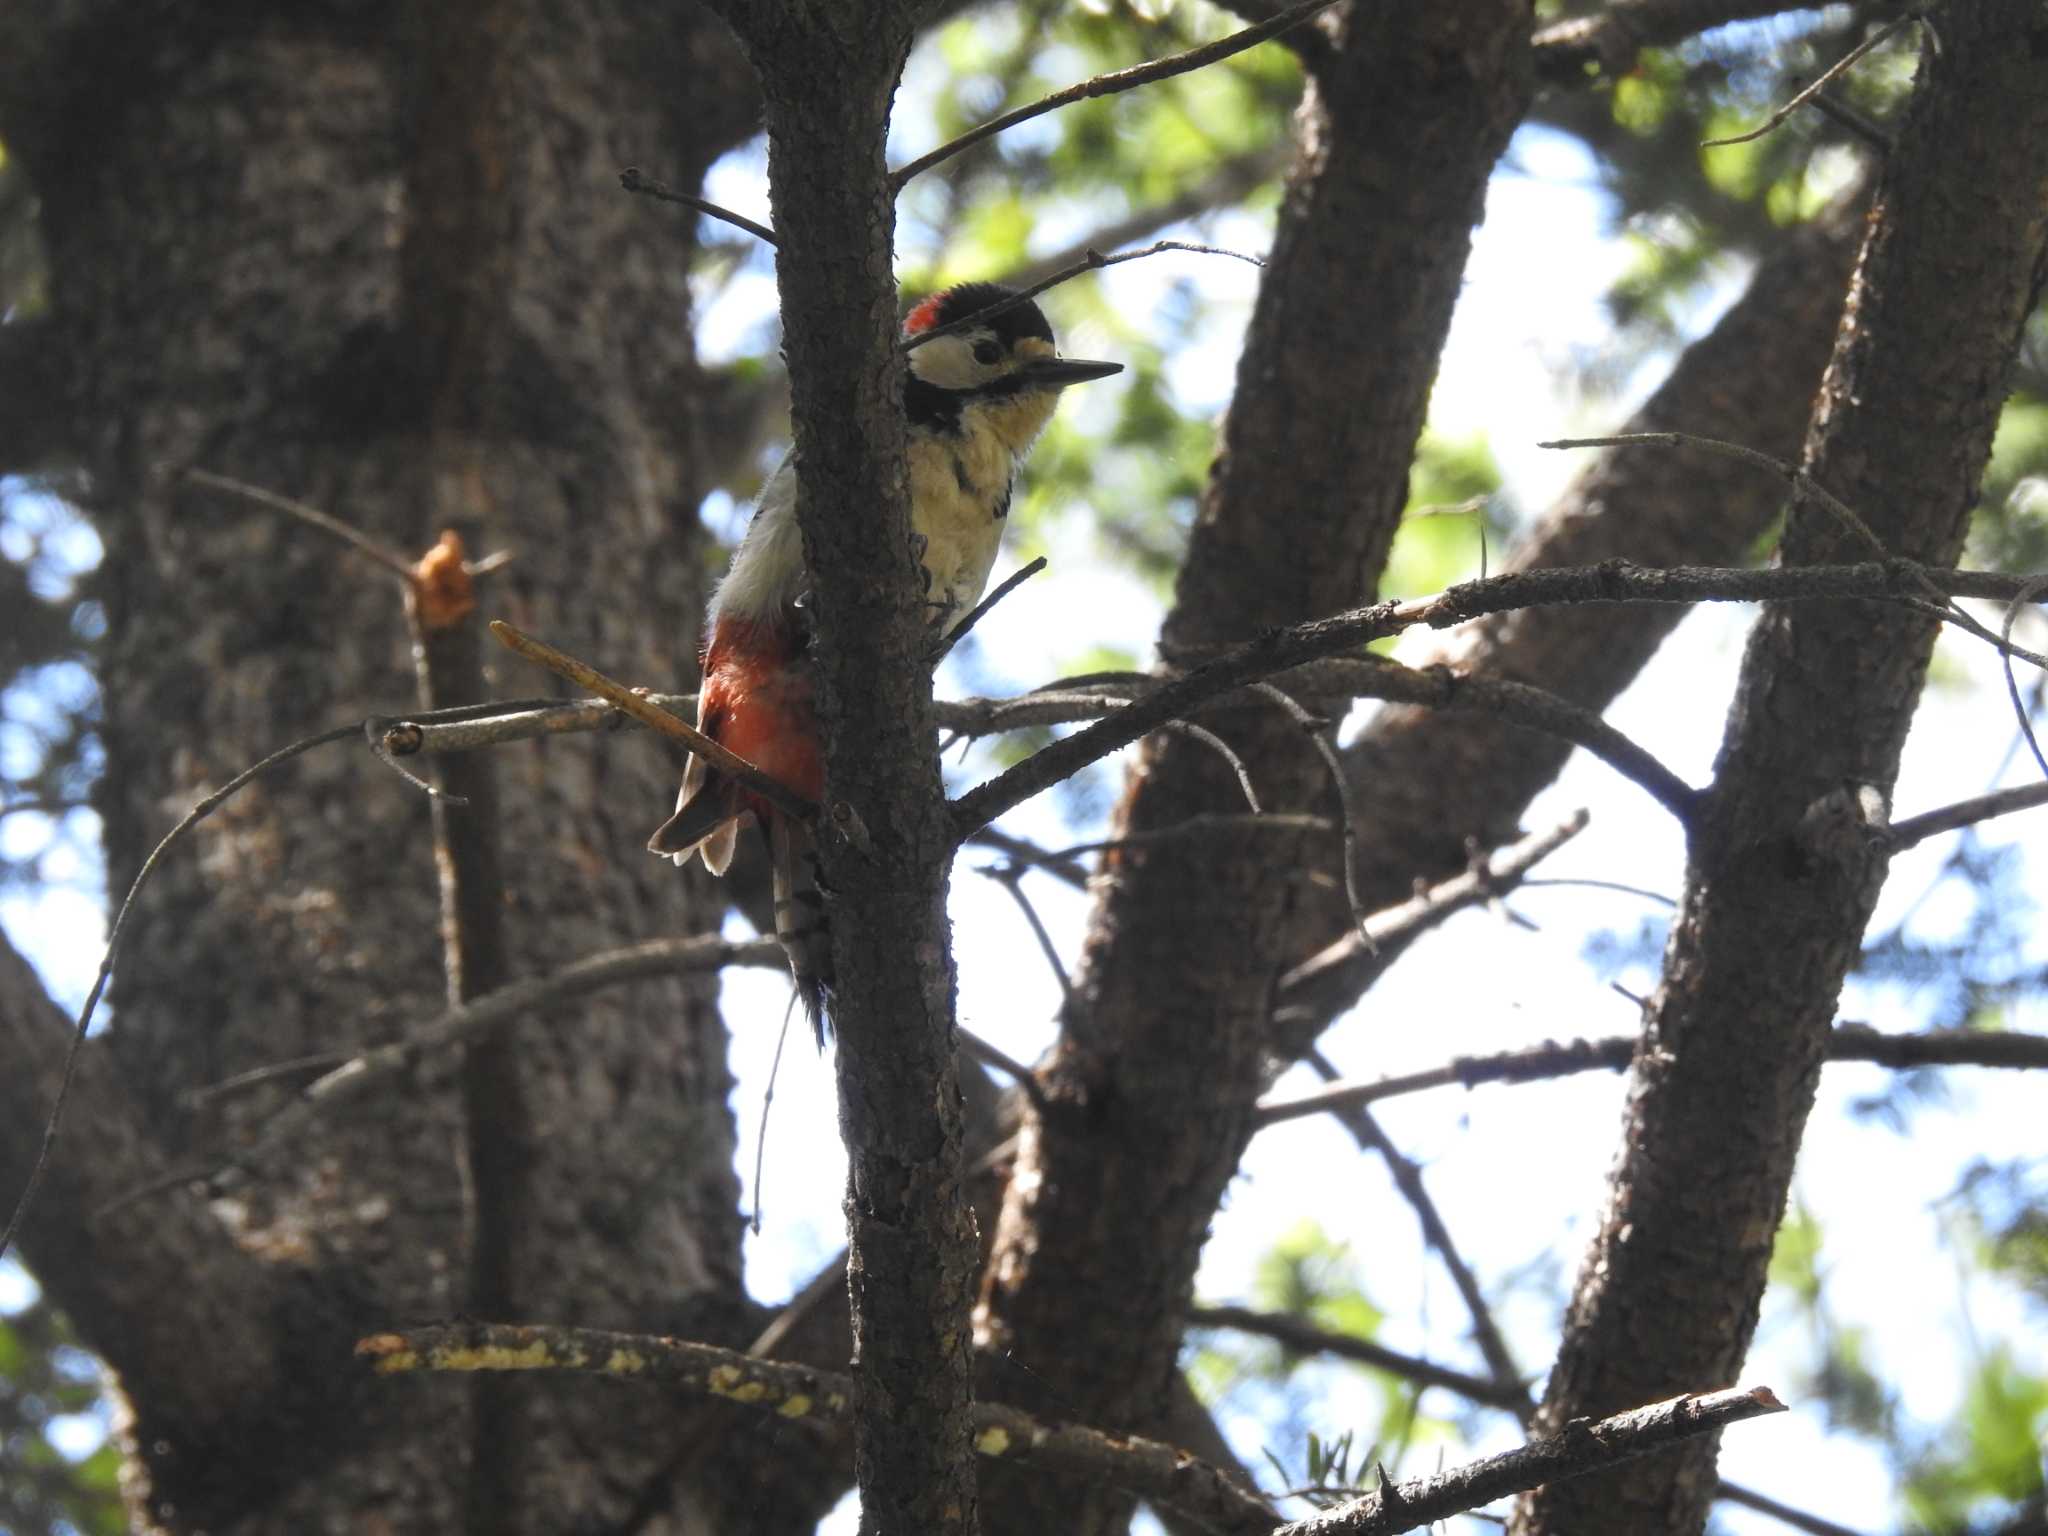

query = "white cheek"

[{"left": 908, "top": 334, "right": 985, "bottom": 391}]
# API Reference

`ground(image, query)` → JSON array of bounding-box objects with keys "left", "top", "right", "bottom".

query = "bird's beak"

[{"left": 1019, "top": 356, "right": 1124, "bottom": 387}]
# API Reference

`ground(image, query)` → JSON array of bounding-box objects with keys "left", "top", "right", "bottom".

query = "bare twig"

[
  {"left": 1255, "top": 1023, "right": 2048, "bottom": 1128},
  {"left": 888, "top": 0, "right": 1340, "bottom": 189},
  {"left": 979, "top": 864, "right": 1076, "bottom": 1022},
  {"left": 1189, "top": 1304, "right": 1524, "bottom": 1411},
  {"left": 1701, "top": 13, "right": 1922, "bottom": 148},
  {"left": 183, "top": 1050, "right": 354, "bottom": 1109},
  {"left": 933, "top": 555, "right": 1048, "bottom": 662},
  {"left": 617, "top": 166, "right": 777, "bottom": 246},
  {"left": 1305, "top": 1046, "right": 1526, "bottom": 1402},
  {"left": 358, "top": 1322, "right": 1280, "bottom": 1536},
  {"left": 489, "top": 620, "right": 818, "bottom": 825},
  {"left": 1540, "top": 434, "right": 2048, "bottom": 669},
  {"left": 2000, "top": 576, "right": 2048, "bottom": 778},
  {"left": 1888, "top": 779, "right": 2048, "bottom": 849},
  {"left": 1008, "top": 149, "right": 1287, "bottom": 287},
  {"left": 0, "top": 722, "right": 361, "bottom": 1262},
  {"left": 1160, "top": 719, "right": 1262, "bottom": 813},
  {"left": 195, "top": 936, "right": 784, "bottom": 1195},
  {"left": 957, "top": 1026, "right": 1049, "bottom": 1116},
  {"left": 952, "top": 557, "right": 2048, "bottom": 842},
  {"left": 904, "top": 240, "right": 1264, "bottom": 354},
  {"left": 1045, "top": 812, "right": 1335, "bottom": 864},
  {"left": 967, "top": 827, "right": 1092, "bottom": 890},
  {"left": 1274, "top": 813, "right": 1590, "bottom": 1029},
  {"left": 185, "top": 467, "right": 418, "bottom": 582},
  {"left": 1248, "top": 681, "right": 1375, "bottom": 949},
  {"left": 1267, "top": 1386, "right": 1786, "bottom": 1536}
]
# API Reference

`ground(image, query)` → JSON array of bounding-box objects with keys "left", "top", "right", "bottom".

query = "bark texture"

[
  {"left": 973, "top": 9, "right": 1530, "bottom": 1534},
  {"left": 0, "top": 4, "right": 840, "bottom": 1531},
  {"left": 1516, "top": 8, "right": 2048, "bottom": 1532},
  {"left": 1274, "top": 192, "right": 1866, "bottom": 1042},
  {"left": 713, "top": 1, "right": 985, "bottom": 1530}
]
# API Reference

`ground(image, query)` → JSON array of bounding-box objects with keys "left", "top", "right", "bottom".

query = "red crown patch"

[{"left": 904, "top": 291, "right": 948, "bottom": 335}]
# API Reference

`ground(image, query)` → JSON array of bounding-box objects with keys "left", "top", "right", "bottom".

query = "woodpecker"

[{"left": 648, "top": 282, "right": 1121, "bottom": 1036}]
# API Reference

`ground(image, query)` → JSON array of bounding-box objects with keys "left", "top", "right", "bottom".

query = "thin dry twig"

[
  {"left": 1254, "top": 1023, "right": 2048, "bottom": 1128},
  {"left": 1701, "top": 12, "right": 1922, "bottom": 148},
  {"left": 903, "top": 240, "right": 1263, "bottom": 354},
  {"left": 180, "top": 937, "right": 785, "bottom": 1200},
  {"left": 618, "top": 166, "right": 778, "bottom": 246},
  {"left": 1, "top": 722, "right": 361, "bottom": 1262},
  {"left": 888, "top": 0, "right": 1340, "bottom": 188},
  {"left": 1160, "top": 718, "right": 1262, "bottom": 813},
  {"left": 1248, "top": 681, "right": 1375, "bottom": 951},
  {"left": 2000, "top": 576, "right": 2048, "bottom": 779},
  {"left": 489, "top": 620, "right": 817, "bottom": 825},
  {"left": 933, "top": 555, "right": 1048, "bottom": 662},
  {"left": 956, "top": 1026, "right": 1049, "bottom": 1116},
  {"left": 185, "top": 468, "right": 419, "bottom": 582},
  {"left": 1189, "top": 1304, "right": 1523, "bottom": 1411},
  {"left": 1540, "top": 433, "right": 2048, "bottom": 670},
  {"left": 358, "top": 1321, "right": 1280, "bottom": 1536},
  {"left": 979, "top": 864, "right": 1077, "bottom": 1024},
  {"left": 1045, "top": 811, "right": 1335, "bottom": 864},
  {"left": 1274, "top": 812, "right": 1590, "bottom": 1020},
  {"left": 1307, "top": 1041, "right": 1529, "bottom": 1401}
]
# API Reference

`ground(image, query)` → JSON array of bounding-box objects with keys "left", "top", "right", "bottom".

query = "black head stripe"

[{"left": 923, "top": 282, "right": 1054, "bottom": 347}]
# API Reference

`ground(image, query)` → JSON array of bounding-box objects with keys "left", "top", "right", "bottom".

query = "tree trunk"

[
  {"left": 1516, "top": 7, "right": 2048, "bottom": 1531},
  {"left": 0, "top": 4, "right": 844, "bottom": 1530}
]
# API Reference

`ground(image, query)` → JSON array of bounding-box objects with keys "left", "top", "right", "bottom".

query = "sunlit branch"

[
  {"left": 1269, "top": 1386, "right": 1785, "bottom": 1536},
  {"left": 359, "top": 1322, "right": 1280, "bottom": 1536}
]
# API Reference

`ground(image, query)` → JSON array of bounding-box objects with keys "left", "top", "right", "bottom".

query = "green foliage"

[
  {"left": 1902, "top": 1345, "right": 2048, "bottom": 1529},
  {"left": 1379, "top": 432, "right": 1502, "bottom": 600},
  {"left": 1970, "top": 394, "right": 2048, "bottom": 574},
  {"left": 0, "top": 1288, "right": 124, "bottom": 1536},
  {"left": 1767, "top": 1202, "right": 1895, "bottom": 1441}
]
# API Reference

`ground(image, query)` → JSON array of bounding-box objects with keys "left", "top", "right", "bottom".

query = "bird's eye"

[{"left": 971, "top": 340, "right": 1002, "bottom": 366}]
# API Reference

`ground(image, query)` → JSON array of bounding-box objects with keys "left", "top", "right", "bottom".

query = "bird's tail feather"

[
  {"left": 647, "top": 757, "right": 743, "bottom": 874},
  {"left": 769, "top": 813, "right": 832, "bottom": 1044}
]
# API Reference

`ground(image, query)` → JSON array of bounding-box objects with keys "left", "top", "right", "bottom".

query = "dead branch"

[
  {"left": 489, "top": 620, "right": 817, "bottom": 825},
  {"left": 618, "top": 166, "right": 777, "bottom": 245},
  {"left": 358, "top": 1321, "right": 1280, "bottom": 1536}
]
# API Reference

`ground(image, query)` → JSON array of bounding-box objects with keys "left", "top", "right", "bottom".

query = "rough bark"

[
  {"left": 1515, "top": 8, "right": 2048, "bottom": 1533},
  {"left": 711, "top": 2, "right": 985, "bottom": 1531},
  {"left": 0, "top": 4, "right": 834, "bottom": 1532},
  {"left": 973, "top": 9, "right": 1530, "bottom": 1534},
  {"left": 1273, "top": 191, "right": 1865, "bottom": 1043}
]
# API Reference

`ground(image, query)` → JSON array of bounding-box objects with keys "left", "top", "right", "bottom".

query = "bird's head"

[{"left": 903, "top": 282, "right": 1122, "bottom": 452}]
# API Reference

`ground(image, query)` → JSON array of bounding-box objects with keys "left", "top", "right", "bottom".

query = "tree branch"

[
  {"left": 1272, "top": 813, "right": 1590, "bottom": 1045},
  {"left": 1254, "top": 1024, "right": 2048, "bottom": 1127},
  {"left": 888, "top": 0, "right": 1340, "bottom": 189},
  {"left": 947, "top": 560, "right": 2047, "bottom": 841},
  {"left": 358, "top": 1322, "right": 1280, "bottom": 1536},
  {"left": 1530, "top": 1, "right": 1823, "bottom": 86},
  {"left": 1273, "top": 1387, "right": 1785, "bottom": 1536},
  {"left": 1188, "top": 1304, "right": 1523, "bottom": 1411},
  {"left": 199, "top": 936, "right": 783, "bottom": 1194}
]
